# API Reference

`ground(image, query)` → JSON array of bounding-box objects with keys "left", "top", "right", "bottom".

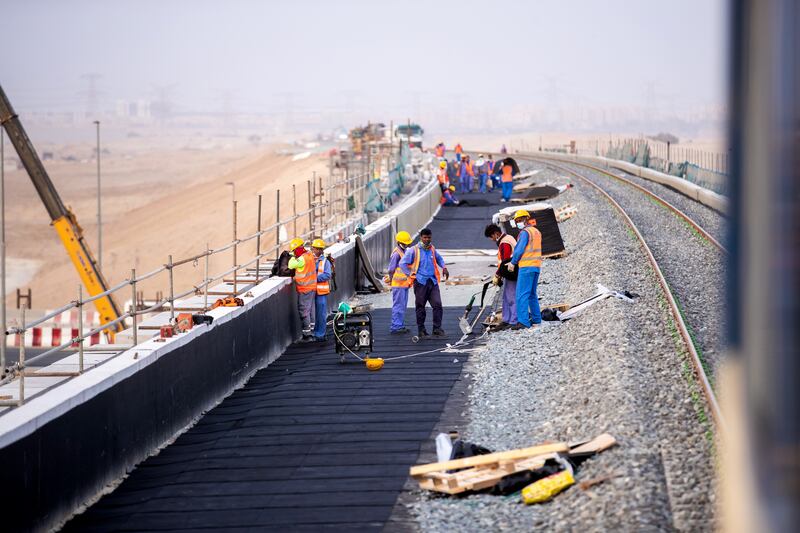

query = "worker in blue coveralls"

[
  {"left": 385, "top": 231, "right": 414, "bottom": 334},
  {"left": 506, "top": 210, "right": 542, "bottom": 329},
  {"left": 399, "top": 228, "right": 450, "bottom": 337},
  {"left": 487, "top": 154, "right": 499, "bottom": 189},
  {"left": 476, "top": 154, "right": 489, "bottom": 193},
  {"left": 311, "top": 239, "right": 332, "bottom": 341}
]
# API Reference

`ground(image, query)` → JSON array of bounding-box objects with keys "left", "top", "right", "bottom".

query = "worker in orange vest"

[
  {"left": 459, "top": 155, "right": 475, "bottom": 193},
  {"left": 288, "top": 238, "right": 317, "bottom": 341},
  {"left": 311, "top": 238, "right": 332, "bottom": 341},
  {"left": 385, "top": 231, "right": 414, "bottom": 334},
  {"left": 507, "top": 210, "right": 542, "bottom": 328},
  {"left": 500, "top": 161, "right": 515, "bottom": 202},
  {"left": 435, "top": 142, "right": 446, "bottom": 157},
  {"left": 454, "top": 143, "right": 463, "bottom": 162},
  {"left": 437, "top": 160, "right": 449, "bottom": 186},
  {"left": 399, "top": 228, "right": 450, "bottom": 337}
]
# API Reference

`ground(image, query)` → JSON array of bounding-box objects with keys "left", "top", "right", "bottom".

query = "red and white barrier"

[{"left": 5, "top": 309, "right": 109, "bottom": 347}]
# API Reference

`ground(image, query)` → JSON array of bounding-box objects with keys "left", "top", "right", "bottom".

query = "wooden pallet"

[{"left": 411, "top": 434, "right": 616, "bottom": 495}]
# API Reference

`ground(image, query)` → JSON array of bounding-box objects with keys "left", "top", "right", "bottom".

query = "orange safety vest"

[
  {"left": 497, "top": 234, "right": 517, "bottom": 264},
  {"left": 315, "top": 256, "right": 330, "bottom": 295},
  {"left": 390, "top": 246, "right": 412, "bottom": 288},
  {"left": 464, "top": 161, "right": 474, "bottom": 176},
  {"left": 407, "top": 244, "right": 440, "bottom": 283},
  {"left": 437, "top": 168, "right": 448, "bottom": 185},
  {"left": 501, "top": 165, "right": 513, "bottom": 183},
  {"left": 518, "top": 226, "right": 542, "bottom": 268},
  {"left": 455, "top": 144, "right": 463, "bottom": 154},
  {"left": 294, "top": 251, "right": 318, "bottom": 293}
]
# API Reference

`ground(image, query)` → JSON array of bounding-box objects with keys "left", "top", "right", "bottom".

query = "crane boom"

[{"left": 0, "top": 84, "right": 123, "bottom": 334}]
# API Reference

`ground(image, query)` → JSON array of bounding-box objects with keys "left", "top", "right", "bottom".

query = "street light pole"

[
  {"left": 1, "top": 129, "right": 6, "bottom": 371},
  {"left": 94, "top": 120, "right": 102, "bottom": 271},
  {"left": 225, "top": 181, "right": 235, "bottom": 204}
]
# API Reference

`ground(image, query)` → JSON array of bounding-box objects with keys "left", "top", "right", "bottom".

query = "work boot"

[
  {"left": 432, "top": 327, "right": 446, "bottom": 337},
  {"left": 492, "top": 322, "right": 510, "bottom": 331},
  {"left": 390, "top": 327, "right": 409, "bottom": 334},
  {"left": 418, "top": 329, "right": 430, "bottom": 337},
  {"left": 510, "top": 323, "right": 527, "bottom": 330}
]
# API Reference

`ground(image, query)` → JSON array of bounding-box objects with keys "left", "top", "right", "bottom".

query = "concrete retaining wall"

[
  {"left": 0, "top": 179, "right": 441, "bottom": 533},
  {"left": 528, "top": 151, "right": 729, "bottom": 214}
]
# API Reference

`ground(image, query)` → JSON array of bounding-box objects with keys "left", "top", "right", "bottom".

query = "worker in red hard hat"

[{"left": 288, "top": 238, "right": 317, "bottom": 341}]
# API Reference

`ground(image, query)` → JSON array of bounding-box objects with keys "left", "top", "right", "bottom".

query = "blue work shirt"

[
  {"left": 315, "top": 255, "right": 332, "bottom": 282},
  {"left": 400, "top": 245, "right": 445, "bottom": 286},
  {"left": 387, "top": 247, "right": 405, "bottom": 279},
  {"left": 510, "top": 228, "right": 541, "bottom": 272}
]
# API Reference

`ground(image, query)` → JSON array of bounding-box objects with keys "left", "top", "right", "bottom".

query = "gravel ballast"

[{"left": 405, "top": 162, "right": 717, "bottom": 531}]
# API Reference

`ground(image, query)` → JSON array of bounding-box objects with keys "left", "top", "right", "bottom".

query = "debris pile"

[{"left": 411, "top": 433, "right": 616, "bottom": 504}]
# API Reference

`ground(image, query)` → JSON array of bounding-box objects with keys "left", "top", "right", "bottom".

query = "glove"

[
  {"left": 383, "top": 275, "right": 391, "bottom": 284},
  {"left": 507, "top": 263, "right": 515, "bottom": 272},
  {"left": 442, "top": 267, "right": 450, "bottom": 281},
  {"left": 492, "top": 275, "right": 501, "bottom": 286}
]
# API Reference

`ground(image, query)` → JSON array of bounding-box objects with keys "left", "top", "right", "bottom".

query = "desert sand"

[{"left": 3, "top": 136, "right": 333, "bottom": 311}]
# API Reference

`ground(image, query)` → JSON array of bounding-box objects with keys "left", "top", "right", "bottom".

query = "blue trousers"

[
  {"left": 502, "top": 279, "right": 517, "bottom": 324},
  {"left": 314, "top": 294, "right": 328, "bottom": 339},
  {"left": 491, "top": 175, "right": 501, "bottom": 188},
  {"left": 515, "top": 268, "right": 541, "bottom": 327},
  {"left": 478, "top": 174, "right": 488, "bottom": 193},
  {"left": 391, "top": 287, "right": 409, "bottom": 331},
  {"left": 460, "top": 174, "right": 473, "bottom": 193},
  {"left": 456, "top": 153, "right": 462, "bottom": 162},
  {"left": 501, "top": 181, "right": 513, "bottom": 201}
]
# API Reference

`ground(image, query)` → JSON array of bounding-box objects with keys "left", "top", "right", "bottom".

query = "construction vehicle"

[
  {"left": 0, "top": 84, "right": 123, "bottom": 336},
  {"left": 394, "top": 123, "right": 424, "bottom": 149},
  {"left": 349, "top": 122, "right": 387, "bottom": 155}
]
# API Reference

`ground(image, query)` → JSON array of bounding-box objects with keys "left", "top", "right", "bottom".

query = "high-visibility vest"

[
  {"left": 395, "top": 245, "right": 440, "bottom": 286},
  {"left": 455, "top": 144, "right": 463, "bottom": 154},
  {"left": 390, "top": 247, "right": 412, "bottom": 288},
  {"left": 487, "top": 160, "right": 494, "bottom": 174},
  {"left": 437, "top": 168, "right": 448, "bottom": 185},
  {"left": 294, "top": 252, "right": 317, "bottom": 293},
  {"left": 518, "top": 226, "right": 542, "bottom": 268},
  {"left": 316, "top": 257, "right": 330, "bottom": 295},
  {"left": 502, "top": 165, "right": 513, "bottom": 182},
  {"left": 462, "top": 161, "right": 474, "bottom": 176},
  {"left": 497, "top": 234, "right": 517, "bottom": 263}
]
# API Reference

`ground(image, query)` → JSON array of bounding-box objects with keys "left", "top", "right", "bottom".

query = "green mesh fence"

[{"left": 604, "top": 140, "right": 728, "bottom": 196}]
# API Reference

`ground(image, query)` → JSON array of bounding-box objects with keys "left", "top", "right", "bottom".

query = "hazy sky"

[{"left": 2, "top": 0, "right": 727, "bottom": 116}]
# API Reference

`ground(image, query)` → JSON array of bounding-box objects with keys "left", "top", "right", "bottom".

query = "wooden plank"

[
  {"left": 409, "top": 442, "right": 567, "bottom": 476},
  {"left": 569, "top": 433, "right": 617, "bottom": 455}
]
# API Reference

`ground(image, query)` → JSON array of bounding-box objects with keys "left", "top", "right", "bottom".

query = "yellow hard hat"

[
  {"left": 311, "top": 238, "right": 326, "bottom": 249},
  {"left": 439, "top": 161, "right": 447, "bottom": 168},
  {"left": 513, "top": 209, "right": 531, "bottom": 219},
  {"left": 449, "top": 185, "right": 456, "bottom": 191},
  {"left": 365, "top": 357, "right": 384, "bottom": 371},
  {"left": 289, "top": 238, "right": 304, "bottom": 251},
  {"left": 396, "top": 230, "right": 412, "bottom": 245}
]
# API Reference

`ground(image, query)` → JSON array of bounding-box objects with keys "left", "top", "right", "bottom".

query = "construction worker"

[
  {"left": 440, "top": 184, "right": 459, "bottom": 206},
  {"left": 500, "top": 144, "right": 508, "bottom": 154},
  {"left": 476, "top": 154, "right": 488, "bottom": 193},
  {"left": 437, "top": 160, "right": 449, "bottom": 186},
  {"left": 500, "top": 161, "right": 514, "bottom": 202},
  {"left": 311, "top": 239, "right": 332, "bottom": 341},
  {"left": 507, "top": 210, "right": 542, "bottom": 329},
  {"left": 288, "top": 238, "right": 317, "bottom": 341},
  {"left": 484, "top": 224, "right": 517, "bottom": 330},
  {"left": 459, "top": 155, "right": 475, "bottom": 193},
  {"left": 399, "top": 227, "right": 450, "bottom": 337},
  {"left": 435, "top": 142, "right": 446, "bottom": 157},
  {"left": 447, "top": 158, "right": 460, "bottom": 185},
  {"left": 385, "top": 230, "right": 414, "bottom": 334},
  {"left": 486, "top": 154, "right": 498, "bottom": 189},
  {"left": 454, "top": 143, "right": 463, "bottom": 162}
]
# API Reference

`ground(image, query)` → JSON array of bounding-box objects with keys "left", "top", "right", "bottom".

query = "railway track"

[{"left": 521, "top": 155, "right": 726, "bottom": 431}]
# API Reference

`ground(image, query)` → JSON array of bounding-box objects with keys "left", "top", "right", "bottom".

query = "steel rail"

[
  {"left": 553, "top": 158, "right": 726, "bottom": 253},
  {"left": 525, "top": 157, "right": 726, "bottom": 432}
]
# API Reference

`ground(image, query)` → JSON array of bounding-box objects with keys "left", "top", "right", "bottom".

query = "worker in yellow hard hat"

[
  {"left": 288, "top": 237, "right": 317, "bottom": 341},
  {"left": 437, "top": 159, "right": 449, "bottom": 186},
  {"left": 385, "top": 230, "right": 414, "bottom": 333},
  {"left": 310, "top": 238, "right": 332, "bottom": 341},
  {"left": 507, "top": 209, "right": 542, "bottom": 329}
]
